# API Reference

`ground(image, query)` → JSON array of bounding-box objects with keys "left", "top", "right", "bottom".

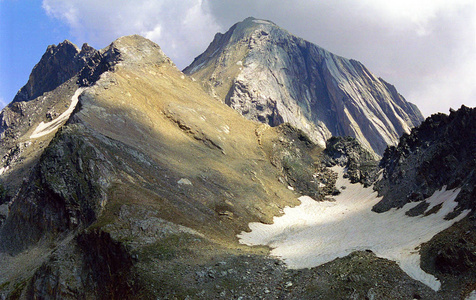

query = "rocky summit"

[
  {"left": 184, "top": 17, "right": 424, "bottom": 155},
  {"left": 0, "top": 19, "right": 475, "bottom": 300}
]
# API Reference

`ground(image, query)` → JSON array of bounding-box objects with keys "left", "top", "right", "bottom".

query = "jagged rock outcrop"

[
  {"left": 184, "top": 17, "right": 424, "bottom": 155},
  {"left": 374, "top": 105, "right": 476, "bottom": 213},
  {"left": 373, "top": 106, "right": 476, "bottom": 297},
  {"left": 0, "top": 42, "right": 101, "bottom": 202},
  {"left": 13, "top": 41, "right": 96, "bottom": 104},
  {"left": 322, "top": 136, "right": 379, "bottom": 187}
]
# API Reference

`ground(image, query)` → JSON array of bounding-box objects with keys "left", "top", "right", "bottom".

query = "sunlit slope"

[
  {"left": 76, "top": 49, "right": 299, "bottom": 240},
  {"left": 1, "top": 35, "right": 325, "bottom": 254}
]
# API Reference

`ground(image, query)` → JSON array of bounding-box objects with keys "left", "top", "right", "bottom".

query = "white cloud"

[
  {"left": 407, "top": 55, "right": 476, "bottom": 115},
  {"left": 0, "top": 96, "right": 6, "bottom": 108},
  {"left": 42, "top": 0, "right": 221, "bottom": 68},
  {"left": 359, "top": 0, "right": 475, "bottom": 35}
]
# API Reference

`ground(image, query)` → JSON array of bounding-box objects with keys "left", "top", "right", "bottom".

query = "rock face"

[
  {"left": 13, "top": 41, "right": 96, "bottom": 103},
  {"left": 374, "top": 106, "right": 476, "bottom": 213},
  {"left": 373, "top": 106, "right": 476, "bottom": 296},
  {"left": 322, "top": 136, "right": 379, "bottom": 187},
  {"left": 184, "top": 17, "right": 424, "bottom": 155}
]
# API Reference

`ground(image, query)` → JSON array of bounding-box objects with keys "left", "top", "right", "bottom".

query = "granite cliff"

[{"left": 184, "top": 17, "right": 424, "bottom": 155}]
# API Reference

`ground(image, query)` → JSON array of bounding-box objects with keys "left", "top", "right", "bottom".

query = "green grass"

[{"left": 138, "top": 233, "right": 198, "bottom": 262}]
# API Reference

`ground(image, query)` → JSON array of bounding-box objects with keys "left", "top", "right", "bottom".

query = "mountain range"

[{"left": 0, "top": 18, "right": 474, "bottom": 299}]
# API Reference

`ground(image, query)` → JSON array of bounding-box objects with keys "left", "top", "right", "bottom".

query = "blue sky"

[
  {"left": 0, "top": 0, "right": 68, "bottom": 107},
  {"left": 1, "top": 0, "right": 475, "bottom": 115}
]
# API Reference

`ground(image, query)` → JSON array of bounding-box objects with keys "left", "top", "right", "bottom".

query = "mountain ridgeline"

[
  {"left": 184, "top": 17, "right": 424, "bottom": 155},
  {"left": 0, "top": 17, "right": 474, "bottom": 299}
]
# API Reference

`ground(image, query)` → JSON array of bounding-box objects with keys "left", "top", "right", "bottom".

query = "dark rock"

[
  {"left": 0, "top": 124, "right": 114, "bottom": 254},
  {"left": 76, "top": 229, "right": 138, "bottom": 299},
  {"left": 374, "top": 105, "right": 476, "bottom": 213},
  {"left": 269, "top": 123, "right": 326, "bottom": 198},
  {"left": 323, "top": 136, "right": 379, "bottom": 186},
  {"left": 373, "top": 106, "right": 476, "bottom": 298},
  {"left": 13, "top": 40, "right": 96, "bottom": 103}
]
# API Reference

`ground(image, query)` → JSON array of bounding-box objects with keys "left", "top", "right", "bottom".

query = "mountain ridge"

[
  {"left": 184, "top": 17, "right": 424, "bottom": 155},
  {"left": 12, "top": 40, "right": 96, "bottom": 104}
]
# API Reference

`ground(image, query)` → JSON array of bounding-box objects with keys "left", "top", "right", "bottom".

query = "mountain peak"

[
  {"left": 75, "top": 35, "right": 174, "bottom": 87},
  {"left": 12, "top": 40, "right": 93, "bottom": 103},
  {"left": 45, "top": 40, "right": 79, "bottom": 53},
  {"left": 103, "top": 35, "right": 174, "bottom": 68},
  {"left": 239, "top": 17, "right": 277, "bottom": 28},
  {"left": 184, "top": 17, "right": 424, "bottom": 154}
]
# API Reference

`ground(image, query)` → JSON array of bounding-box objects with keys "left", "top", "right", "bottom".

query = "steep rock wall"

[{"left": 184, "top": 17, "right": 424, "bottom": 155}]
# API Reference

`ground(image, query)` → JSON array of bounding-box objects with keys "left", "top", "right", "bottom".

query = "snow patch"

[
  {"left": 30, "top": 88, "right": 85, "bottom": 139},
  {"left": 220, "top": 125, "right": 230, "bottom": 134},
  {"left": 252, "top": 20, "right": 272, "bottom": 25},
  {"left": 466, "top": 290, "right": 476, "bottom": 300},
  {"left": 0, "top": 166, "right": 9, "bottom": 175},
  {"left": 178, "top": 178, "right": 192, "bottom": 186},
  {"left": 238, "top": 167, "right": 470, "bottom": 291}
]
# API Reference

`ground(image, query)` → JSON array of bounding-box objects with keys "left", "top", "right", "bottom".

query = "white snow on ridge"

[
  {"left": 30, "top": 88, "right": 85, "bottom": 139},
  {"left": 252, "top": 20, "right": 272, "bottom": 25},
  {"left": 238, "top": 167, "right": 471, "bottom": 291}
]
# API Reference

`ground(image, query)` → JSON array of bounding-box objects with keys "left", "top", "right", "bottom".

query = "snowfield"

[
  {"left": 30, "top": 88, "right": 85, "bottom": 139},
  {"left": 238, "top": 167, "right": 470, "bottom": 291}
]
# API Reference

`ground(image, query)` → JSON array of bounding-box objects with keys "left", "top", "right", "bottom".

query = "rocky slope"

[
  {"left": 184, "top": 17, "right": 424, "bottom": 155},
  {"left": 373, "top": 106, "right": 476, "bottom": 296},
  {"left": 0, "top": 32, "right": 473, "bottom": 299},
  {"left": 374, "top": 106, "right": 476, "bottom": 213}
]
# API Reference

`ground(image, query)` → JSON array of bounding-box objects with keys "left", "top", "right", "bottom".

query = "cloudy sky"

[{"left": 1, "top": 0, "right": 475, "bottom": 116}]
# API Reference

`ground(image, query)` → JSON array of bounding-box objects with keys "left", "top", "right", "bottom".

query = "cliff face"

[
  {"left": 373, "top": 106, "right": 476, "bottom": 292},
  {"left": 184, "top": 17, "right": 424, "bottom": 155},
  {"left": 13, "top": 41, "right": 96, "bottom": 104},
  {"left": 374, "top": 106, "right": 476, "bottom": 213}
]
